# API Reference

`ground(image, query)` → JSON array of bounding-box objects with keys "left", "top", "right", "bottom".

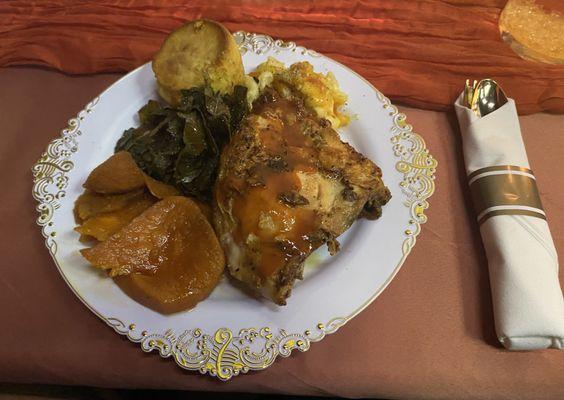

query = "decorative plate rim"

[{"left": 31, "top": 31, "right": 437, "bottom": 381}]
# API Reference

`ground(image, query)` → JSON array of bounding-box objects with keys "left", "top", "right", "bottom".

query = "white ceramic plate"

[{"left": 32, "top": 32, "right": 437, "bottom": 380}]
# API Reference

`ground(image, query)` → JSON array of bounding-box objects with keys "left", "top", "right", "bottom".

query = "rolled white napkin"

[{"left": 455, "top": 94, "right": 564, "bottom": 350}]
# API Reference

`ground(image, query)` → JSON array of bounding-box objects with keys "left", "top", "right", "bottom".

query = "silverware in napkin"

[{"left": 455, "top": 79, "right": 564, "bottom": 350}]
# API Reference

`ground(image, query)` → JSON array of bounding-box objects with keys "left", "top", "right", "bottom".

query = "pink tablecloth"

[{"left": 1, "top": 67, "right": 563, "bottom": 399}]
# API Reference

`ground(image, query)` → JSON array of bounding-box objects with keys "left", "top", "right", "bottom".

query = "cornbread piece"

[{"left": 152, "top": 19, "right": 245, "bottom": 105}]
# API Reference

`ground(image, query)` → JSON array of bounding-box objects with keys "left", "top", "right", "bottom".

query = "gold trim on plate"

[
  {"left": 32, "top": 97, "right": 99, "bottom": 255},
  {"left": 31, "top": 32, "right": 437, "bottom": 381}
]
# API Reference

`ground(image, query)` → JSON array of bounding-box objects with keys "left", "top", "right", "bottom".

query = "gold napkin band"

[{"left": 468, "top": 165, "right": 545, "bottom": 225}]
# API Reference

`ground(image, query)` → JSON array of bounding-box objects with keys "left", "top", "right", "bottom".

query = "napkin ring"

[{"left": 468, "top": 165, "right": 545, "bottom": 225}]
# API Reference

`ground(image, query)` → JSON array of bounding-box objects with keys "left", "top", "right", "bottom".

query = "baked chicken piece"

[{"left": 214, "top": 87, "right": 391, "bottom": 305}]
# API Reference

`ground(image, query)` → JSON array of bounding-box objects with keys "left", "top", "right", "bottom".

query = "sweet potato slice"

[
  {"left": 83, "top": 151, "right": 145, "bottom": 194},
  {"left": 75, "top": 152, "right": 187, "bottom": 241},
  {"left": 75, "top": 192, "right": 157, "bottom": 242},
  {"left": 81, "top": 197, "right": 225, "bottom": 313},
  {"left": 74, "top": 189, "right": 147, "bottom": 223},
  {"left": 143, "top": 173, "right": 180, "bottom": 199},
  {"left": 193, "top": 200, "right": 213, "bottom": 223}
]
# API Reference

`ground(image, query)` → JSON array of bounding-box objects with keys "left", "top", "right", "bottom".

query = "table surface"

[{"left": 1, "top": 67, "right": 563, "bottom": 399}]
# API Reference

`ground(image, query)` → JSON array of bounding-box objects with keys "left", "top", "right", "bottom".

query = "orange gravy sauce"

[{"left": 230, "top": 95, "right": 319, "bottom": 280}]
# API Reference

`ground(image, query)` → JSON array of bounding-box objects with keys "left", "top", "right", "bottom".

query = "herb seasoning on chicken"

[{"left": 214, "top": 86, "right": 391, "bottom": 305}]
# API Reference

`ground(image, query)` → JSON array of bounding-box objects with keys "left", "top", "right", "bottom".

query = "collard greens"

[{"left": 115, "top": 85, "right": 248, "bottom": 200}]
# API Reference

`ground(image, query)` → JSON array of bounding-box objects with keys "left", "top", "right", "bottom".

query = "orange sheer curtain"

[{"left": 1, "top": 0, "right": 563, "bottom": 114}]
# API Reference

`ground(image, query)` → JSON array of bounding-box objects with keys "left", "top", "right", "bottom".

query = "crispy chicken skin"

[{"left": 214, "top": 87, "right": 391, "bottom": 305}]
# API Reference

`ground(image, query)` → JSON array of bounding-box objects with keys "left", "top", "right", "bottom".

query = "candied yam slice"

[
  {"left": 83, "top": 151, "right": 145, "bottom": 194},
  {"left": 193, "top": 200, "right": 212, "bottom": 223},
  {"left": 81, "top": 196, "right": 224, "bottom": 282},
  {"left": 74, "top": 189, "right": 146, "bottom": 223},
  {"left": 143, "top": 173, "right": 180, "bottom": 199},
  {"left": 113, "top": 247, "right": 223, "bottom": 313},
  {"left": 83, "top": 196, "right": 225, "bottom": 313},
  {"left": 75, "top": 192, "right": 157, "bottom": 241}
]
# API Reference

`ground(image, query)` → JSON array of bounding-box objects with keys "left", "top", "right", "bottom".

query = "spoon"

[{"left": 470, "top": 79, "right": 509, "bottom": 117}]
